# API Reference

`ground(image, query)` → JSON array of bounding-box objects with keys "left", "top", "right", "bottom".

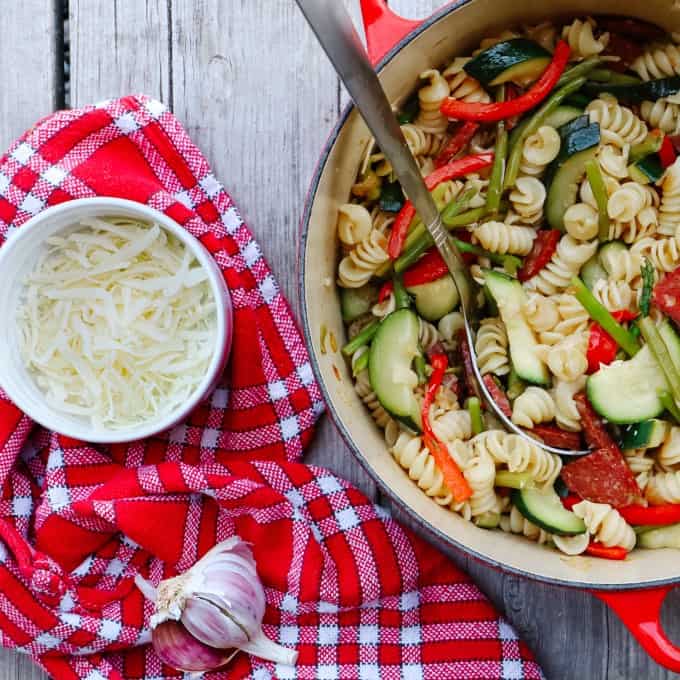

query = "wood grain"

[{"left": 1, "top": 1, "right": 680, "bottom": 678}]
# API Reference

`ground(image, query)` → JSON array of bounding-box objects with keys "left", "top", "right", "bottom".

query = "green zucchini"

[
  {"left": 484, "top": 271, "right": 549, "bottom": 385},
  {"left": 368, "top": 309, "right": 422, "bottom": 430},
  {"left": 630, "top": 131, "right": 664, "bottom": 163},
  {"left": 581, "top": 254, "right": 608, "bottom": 290},
  {"left": 638, "top": 523, "right": 680, "bottom": 549},
  {"left": 545, "top": 119, "right": 600, "bottom": 231},
  {"left": 464, "top": 38, "right": 551, "bottom": 87},
  {"left": 629, "top": 154, "right": 665, "bottom": 185},
  {"left": 341, "top": 285, "right": 377, "bottom": 322},
  {"left": 405, "top": 276, "right": 459, "bottom": 322},
  {"left": 513, "top": 487, "right": 587, "bottom": 536},
  {"left": 619, "top": 419, "right": 670, "bottom": 450},
  {"left": 509, "top": 106, "right": 583, "bottom": 150},
  {"left": 598, "top": 241, "right": 628, "bottom": 274}
]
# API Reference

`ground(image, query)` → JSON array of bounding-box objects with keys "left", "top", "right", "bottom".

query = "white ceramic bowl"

[{"left": 0, "top": 197, "right": 233, "bottom": 443}]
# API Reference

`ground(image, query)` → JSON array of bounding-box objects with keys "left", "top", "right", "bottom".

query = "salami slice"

[
  {"left": 561, "top": 446, "right": 644, "bottom": 507},
  {"left": 459, "top": 330, "right": 481, "bottom": 401},
  {"left": 529, "top": 424, "right": 582, "bottom": 450},
  {"left": 482, "top": 374, "right": 512, "bottom": 418},
  {"left": 573, "top": 392, "right": 617, "bottom": 449},
  {"left": 653, "top": 267, "right": 680, "bottom": 326}
]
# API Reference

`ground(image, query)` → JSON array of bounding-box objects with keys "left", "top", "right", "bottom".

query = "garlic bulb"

[{"left": 136, "top": 536, "right": 298, "bottom": 672}]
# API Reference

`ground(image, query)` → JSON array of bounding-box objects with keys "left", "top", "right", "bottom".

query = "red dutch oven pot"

[{"left": 299, "top": 0, "right": 680, "bottom": 671}]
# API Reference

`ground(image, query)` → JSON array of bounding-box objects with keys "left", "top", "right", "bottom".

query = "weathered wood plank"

[
  {"left": 0, "top": 0, "right": 61, "bottom": 151},
  {"left": 69, "top": 0, "right": 171, "bottom": 106}
]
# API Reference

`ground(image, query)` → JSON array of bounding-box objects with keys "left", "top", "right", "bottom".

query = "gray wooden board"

[{"left": 0, "top": 0, "right": 679, "bottom": 678}]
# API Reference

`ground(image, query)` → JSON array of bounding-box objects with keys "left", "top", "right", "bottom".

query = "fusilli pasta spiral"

[
  {"left": 561, "top": 17, "right": 609, "bottom": 59},
  {"left": 473, "top": 221, "right": 536, "bottom": 256},
  {"left": 505, "top": 434, "right": 562, "bottom": 486},
  {"left": 564, "top": 202, "right": 599, "bottom": 241},
  {"left": 573, "top": 500, "right": 636, "bottom": 550},
  {"left": 337, "top": 204, "right": 373, "bottom": 246},
  {"left": 640, "top": 99, "right": 680, "bottom": 134},
  {"left": 552, "top": 376, "right": 586, "bottom": 432},
  {"left": 442, "top": 58, "right": 490, "bottom": 109},
  {"left": 624, "top": 449, "right": 655, "bottom": 491},
  {"left": 463, "top": 450, "right": 500, "bottom": 516},
  {"left": 646, "top": 470, "right": 680, "bottom": 504},
  {"left": 632, "top": 43, "right": 680, "bottom": 81},
  {"left": 511, "top": 387, "right": 556, "bottom": 428},
  {"left": 419, "top": 318, "right": 441, "bottom": 353},
  {"left": 659, "top": 157, "right": 680, "bottom": 236},
  {"left": 519, "top": 126, "right": 561, "bottom": 177},
  {"left": 500, "top": 505, "right": 551, "bottom": 544},
  {"left": 372, "top": 292, "right": 396, "bottom": 319},
  {"left": 509, "top": 176, "right": 546, "bottom": 224},
  {"left": 475, "top": 317, "right": 510, "bottom": 376},
  {"left": 523, "top": 293, "right": 559, "bottom": 333},
  {"left": 415, "top": 69, "right": 450, "bottom": 135},
  {"left": 592, "top": 279, "right": 635, "bottom": 312},
  {"left": 598, "top": 144, "right": 630, "bottom": 180},
  {"left": 599, "top": 244, "right": 641, "bottom": 282},
  {"left": 524, "top": 22, "right": 558, "bottom": 52},
  {"left": 658, "top": 427, "right": 680, "bottom": 468},
  {"left": 337, "top": 230, "right": 389, "bottom": 288},
  {"left": 586, "top": 96, "right": 648, "bottom": 148},
  {"left": 524, "top": 235, "right": 597, "bottom": 295},
  {"left": 438, "top": 311, "right": 465, "bottom": 347},
  {"left": 537, "top": 334, "right": 589, "bottom": 382},
  {"left": 355, "top": 370, "right": 394, "bottom": 429},
  {"left": 401, "top": 123, "right": 447, "bottom": 158},
  {"left": 469, "top": 429, "right": 511, "bottom": 465},
  {"left": 631, "top": 226, "right": 680, "bottom": 273},
  {"left": 432, "top": 409, "right": 473, "bottom": 444}
]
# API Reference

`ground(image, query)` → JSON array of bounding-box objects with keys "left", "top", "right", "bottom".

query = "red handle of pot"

[
  {"left": 595, "top": 586, "right": 680, "bottom": 671},
  {"left": 359, "top": 0, "right": 422, "bottom": 65}
]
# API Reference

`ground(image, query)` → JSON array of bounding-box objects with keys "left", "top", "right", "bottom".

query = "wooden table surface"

[{"left": 1, "top": 1, "right": 680, "bottom": 678}]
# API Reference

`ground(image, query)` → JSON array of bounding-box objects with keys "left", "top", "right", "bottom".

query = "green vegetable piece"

[
  {"left": 466, "top": 396, "right": 484, "bottom": 435},
  {"left": 414, "top": 354, "right": 427, "bottom": 385},
  {"left": 584, "top": 76, "right": 680, "bottom": 103},
  {"left": 630, "top": 131, "right": 664, "bottom": 163},
  {"left": 585, "top": 158, "right": 610, "bottom": 241},
  {"left": 393, "top": 277, "right": 411, "bottom": 309},
  {"left": 342, "top": 320, "right": 379, "bottom": 357},
  {"left": 639, "top": 258, "right": 655, "bottom": 318},
  {"left": 486, "top": 86, "right": 508, "bottom": 215},
  {"left": 637, "top": 522, "right": 680, "bottom": 549},
  {"left": 352, "top": 349, "right": 370, "bottom": 376},
  {"left": 572, "top": 276, "right": 639, "bottom": 356},
  {"left": 495, "top": 470, "right": 534, "bottom": 489},
  {"left": 659, "top": 390, "right": 680, "bottom": 424},
  {"left": 507, "top": 367, "right": 527, "bottom": 401},
  {"left": 587, "top": 69, "right": 642, "bottom": 86},
  {"left": 639, "top": 317, "right": 680, "bottom": 407},
  {"left": 556, "top": 56, "right": 603, "bottom": 88},
  {"left": 379, "top": 180, "right": 405, "bottom": 213},
  {"left": 397, "top": 95, "right": 419, "bottom": 125}
]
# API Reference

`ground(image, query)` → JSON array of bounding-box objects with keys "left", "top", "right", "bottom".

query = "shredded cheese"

[{"left": 17, "top": 217, "right": 218, "bottom": 429}]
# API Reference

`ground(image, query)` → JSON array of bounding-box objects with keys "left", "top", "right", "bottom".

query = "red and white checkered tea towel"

[{"left": 0, "top": 95, "right": 544, "bottom": 679}]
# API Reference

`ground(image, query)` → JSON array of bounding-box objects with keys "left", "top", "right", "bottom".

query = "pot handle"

[
  {"left": 359, "top": 0, "right": 422, "bottom": 65},
  {"left": 595, "top": 586, "right": 680, "bottom": 672}
]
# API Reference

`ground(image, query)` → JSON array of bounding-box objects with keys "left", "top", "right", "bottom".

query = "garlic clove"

[
  {"left": 152, "top": 620, "right": 235, "bottom": 672},
  {"left": 181, "top": 593, "right": 250, "bottom": 648},
  {"left": 240, "top": 629, "right": 299, "bottom": 667}
]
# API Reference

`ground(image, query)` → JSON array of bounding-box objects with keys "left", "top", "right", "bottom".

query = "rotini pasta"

[
  {"left": 624, "top": 449, "right": 655, "bottom": 491},
  {"left": 442, "top": 58, "right": 491, "bottom": 108},
  {"left": 632, "top": 42, "right": 680, "bottom": 81},
  {"left": 586, "top": 96, "right": 648, "bottom": 148},
  {"left": 509, "top": 176, "right": 546, "bottom": 224},
  {"left": 519, "top": 126, "right": 561, "bottom": 177},
  {"left": 415, "top": 69, "right": 450, "bottom": 135},
  {"left": 475, "top": 317, "right": 510, "bottom": 376},
  {"left": 598, "top": 144, "right": 629, "bottom": 180},
  {"left": 564, "top": 202, "right": 599, "bottom": 241},
  {"left": 536, "top": 334, "right": 588, "bottom": 383},
  {"left": 511, "top": 387, "right": 556, "bottom": 428},
  {"left": 561, "top": 17, "right": 609, "bottom": 59},
  {"left": 591, "top": 279, "right": 635, "bottom": 312},
  {"left": 524, "top": 235, "right": 597, "bottom": 295},
  {"left": 463, "top": 450, "right": 500, "bottom": 517},
  {"left": 500, "top": 505, "right": 551, "bottom": 544},
  {"left": 355, "top": 370, "right": 394, "bottom": 429},
  {"left": 599, "top": 244, "right": 641, "bottom": 283},
  {"left": 473, "top": 220, "right": 536, "bottom": 256},
  {"left": 647, "top": 470, "right": 680, "bottom": 504},
  {"left": 419, "top": 318, "right": 441, "bottom": 353},
  {"left": 337, "top": 230, "right": 389, "bottom": 288},
  {"left": 552, "top": 376, "right": 586, "bottom": 432},
  {"left": 438, "top": 311, "right": 465, "bottom": 347},
  {"left": 505, "top": 434, "right": 562, "bottom": 486},
  {"left": 572, "top": 500, "right": 636, "bottom": 550},
  {"left": 659, "top": 157, "right": 680, "bottom": 236},
  {"left": 658, "top": 427, "right": 680, "bottom": 468},
  {"left": 432, "top": 409, "right": 472, "bottom": 444},
  {"left": 631, "top": 226, "right": 680, "bottom": 274},
  {"left": 337, "top": 204, "right": 373, "bottom": 246},
  {"left": 640, "top": 99, "right": 680, "bottom": 135},
  {"left": 523, "top": 293, "right": 559, "bottom": 334},
  {"left": 372, "top": 292, "right": 396, "bottom": 319}
]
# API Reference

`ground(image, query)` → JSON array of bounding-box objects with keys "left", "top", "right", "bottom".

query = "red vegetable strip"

[
  {"left": 586, "top": 310, "right": 638, "bottom": 374},
  {"left": 659, "top": 134, "right": 677, "bottom": 169},
  {"left": 653, "top": 266, "right": 680, "bottom": 326},
  {"left": 387, "top": 153, "right": 495, "bottom": 259},
  {"left": 440, "top": 41, "right": 571, "bottom": 122},
  {"left": 585, "top": 543, "right": 628, "bottom": 560},
  {"left": 562, "top": 495, "right": 580, "bottom": 511},
  {"left": 517, "top": 230, "right": 561, "bottom": 282},
  {"left": 422, "top": 354, "right": 472, "bottom": 503},
  {"left": 402, "top": 248, "right": 449, "bottom": 287},
  {"left": 573, "top": 393, "right": 618, "bottom": 450},
  {"left": 618, "top": 504, "right": 680, "bottom": 526},
  {"left": 459, "top": 330, "right": 482, "bottom": 401},
  {"left": 530, "top": 424, "right": 582, "bottom": 450},
  {"left": 435, "top": 121, "right": 479, "bottom": 168},
  {"left": 481, "top": 374, "right": 512, "bottom": 418},
  {"left": 378, "top": 281, "right": 393, "bottom": 303}
]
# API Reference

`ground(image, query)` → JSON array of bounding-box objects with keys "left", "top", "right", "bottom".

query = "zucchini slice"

[
  {"left": 484, "top": 271, "right": 549, "bottom": 385},
  {"left": 619, "top": 419, "right": 670, "bottom": 450},
  {"left": 464, "top": 38, "right": 551, "bottom": 86},
  {"left": 406, "top": 276, "right": 459, "bottom": 322},
  {"left": 629, "top": 154, "right": 664, "bottom": 185},
  {"left": 341, "top": 285, "right": 377, "bottom": 322},
  {"left": 368, "top": 309, "right": 422, "bottom": 429},
  {"left": 638, "top": 523, "right": 680, "bottom": 549},
  {"left": 584, "top": 76, "right": 680, "bottom": 103},
  {"left": 513, "top": 487, "right": 587, "bottom": 536},
  {"left": 581, "top": 254, "right": 608, "bottom": 291}
]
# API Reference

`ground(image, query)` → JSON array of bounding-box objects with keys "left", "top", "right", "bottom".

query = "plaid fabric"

[{"left": 0, "top": 96, "right": 544, "bottom": 679}]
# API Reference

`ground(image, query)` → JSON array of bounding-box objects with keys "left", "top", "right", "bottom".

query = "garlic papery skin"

[{"left": 136, "top": 536, "right": 298, "bottom": 671}]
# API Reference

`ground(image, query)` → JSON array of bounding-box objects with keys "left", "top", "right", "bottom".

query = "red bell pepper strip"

[
  {"left": 562, "top": 495, "right": 580, "bottom": 511},
  {"left": 482, "top": 374, "right": 512, "bottom": 418},
  {"left": 440, "top": 41, "right": 571, "bottom": 122},
  {"left": 435, "top": 121, "right": 480, "bottom": 168},
  {"left": 585, "top": 543, "right": 628, "bottom": 560},
  {"left": 378, "top": 281, "right": 393, "bottom": 303},
  {"left": 387, "top": 153, "right": 495, "bottom": 259},
  {"left": 402, "top": 248, "right": 449, "bottom": 287},
  {"left": 659, "top": 134, "right": 677, "bottom": 169},
  {"left": 618, "top": 504, "right": 680, "bottom": 526},
  {"left": 517, "top": 230, "right": 561, "bottom": 282},
  {"left": 530, "top": 425, "right": 582, "bottom": 450},
  {"left": 586, "top": 310, "right": 638, "bottom": 374},
  {"left": 422, "top": 354, "right": 472, "bottom": 503}
]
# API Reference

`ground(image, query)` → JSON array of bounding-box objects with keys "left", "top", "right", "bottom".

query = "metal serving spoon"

[{"left": 296, "top": 0, "right": 588, "bottom": 456}]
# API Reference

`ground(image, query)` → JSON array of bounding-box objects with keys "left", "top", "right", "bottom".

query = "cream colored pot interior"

[{"left": 303, "top": 0, "right": 680, "bottom": 588}]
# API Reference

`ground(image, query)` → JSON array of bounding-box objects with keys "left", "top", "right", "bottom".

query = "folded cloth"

[{"left": 0, "top": 96, "right": 544, "bottom": 680}]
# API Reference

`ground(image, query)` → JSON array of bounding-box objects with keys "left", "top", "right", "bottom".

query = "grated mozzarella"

[{"left": 17, "top": 217, "right": 218, "bottom": 430}]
